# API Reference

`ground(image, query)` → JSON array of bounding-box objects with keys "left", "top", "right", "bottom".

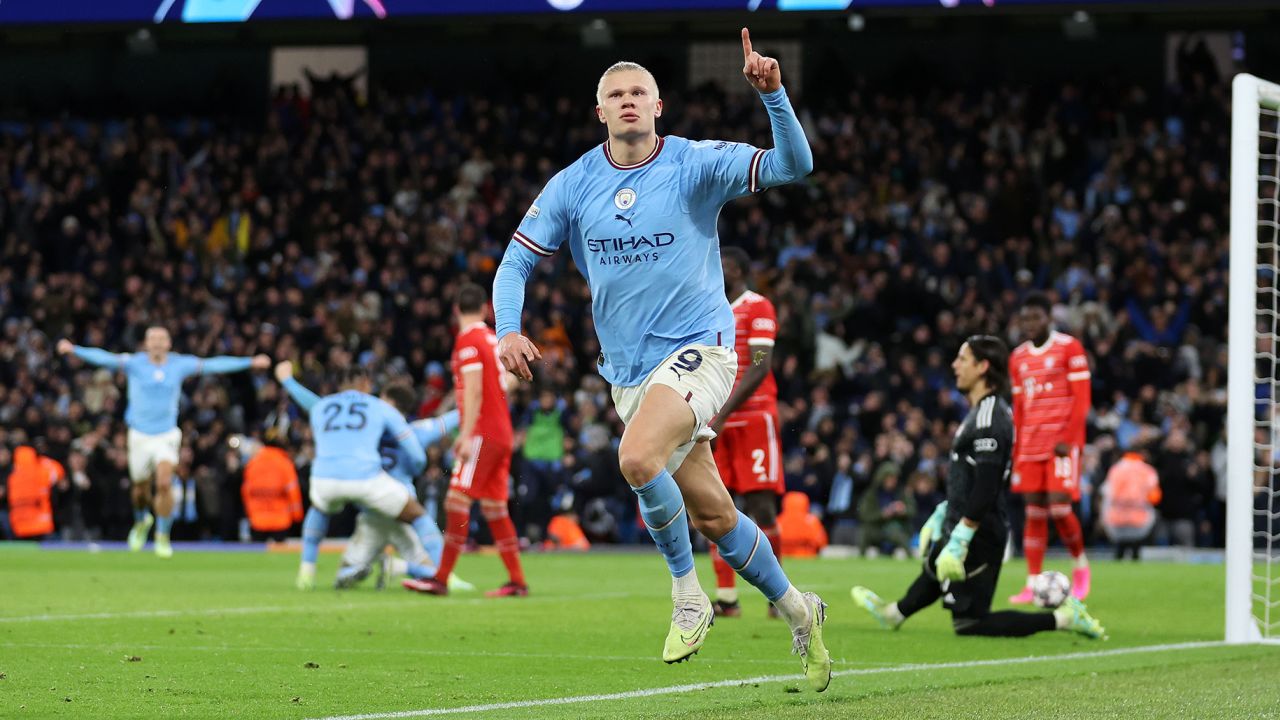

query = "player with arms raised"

[
  {"left": 708, "top": 246, "right": 784, "bottom": 618},
  {"left": 335, "top": 384, "right": 461, "bottom": 590},
  {"left": 274, "top": 362, "right": 439, "bottom": 591},
  {"left": 1007, "top": 292, "right": 1093, "bottom": 603},
  {"left": 851, "top": 337, "right": 1104, "bottom": 640},
  {"left": 57, "top": 329, "right": 268, "bottom": 557},
  {"left": 403, "top": 283, "right": 527, "bottom": 598},
  {"left": 492, "top": 29, "right": 830, "bottom": 690}
]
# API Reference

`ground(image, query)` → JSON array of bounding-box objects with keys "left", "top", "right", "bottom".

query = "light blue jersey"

[
  {"left": 282, "top": 378, "right": 426, "bottom": 481},
  {"left": 494, "top": 87, "right": 812, "bottom": 387},
  {"left": 72, "top": 347, "right": 252, "bottom": 434},
  {"left": 380, "top": 411, "right": 460, "bottom": 488}
]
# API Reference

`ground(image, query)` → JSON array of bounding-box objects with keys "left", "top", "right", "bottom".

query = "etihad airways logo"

[{"left": 585, "top": 232, "right": 675, "bottom": 265}]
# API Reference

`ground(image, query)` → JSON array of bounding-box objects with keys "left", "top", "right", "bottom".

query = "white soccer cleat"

[
  {"left": 663, "top": 591, "right": 713, "bottom": 664},
  {"left": 153, "top": 534, "right": 173, "bottom": 559},
  {"left": 447, "top": 573, "right": 477, "bottom": 592},
  {"left": 296, "top": 566, "right": 316, "bottom": 591},
  {"left": 127, "top": 514, "right": 154, "bottom": 552},
  {"left": 793, "top": 592, "right": 832, "bottom": 692}
]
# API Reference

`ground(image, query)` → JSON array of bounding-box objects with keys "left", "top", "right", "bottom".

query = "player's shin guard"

[
  {"left": 761, "top": 523, "right": 783, "bottom": 564},
  {"left": 155, "top": 514, "right": 174, "bottom": 538},
  {"left": 301, "top": 508, "right": 329, "bottom": 570},
  {"left": 435, "top": 495, "right": 471, "bottom": 582},
  {"left": 1023, "top": 505, "right": 1048, "bottom": 575},
  {"left": 1050, "top": 503, "right": 1085, "bottom": 559},
  {"left": 714, "top": 511, "right": 789, "bottom": 602},
  {"left": 709, "top": 544, "right": 737, "bottom": 596},
  {"left": 633, "top": 470, "right": 695, "bottom": 579},
  {"left": 482, "top": 504, "right": 526, "bottom": 586}
]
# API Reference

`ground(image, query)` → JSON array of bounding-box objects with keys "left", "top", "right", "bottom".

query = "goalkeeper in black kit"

[{"left": 851, "top": 336, "right": 1106, "bottom": 639}]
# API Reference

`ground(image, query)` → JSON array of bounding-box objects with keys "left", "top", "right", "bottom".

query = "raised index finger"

[{"left": 741, "top": 27, "right": 752, "bottom": 60}]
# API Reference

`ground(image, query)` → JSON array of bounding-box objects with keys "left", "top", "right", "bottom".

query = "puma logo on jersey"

[{"left": 615, "top": 213, "right": 633, "bottom": 227}]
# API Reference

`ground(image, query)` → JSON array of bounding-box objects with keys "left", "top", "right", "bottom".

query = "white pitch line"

[
  {"left": 2, "top": 641, "right": 865, "bottom": 667},
  {"left": 308, "top": 641, "right": 1237, "bottom": 720},
  {"left": 0, "top": 591, "right": 636, "bottom": 624}
]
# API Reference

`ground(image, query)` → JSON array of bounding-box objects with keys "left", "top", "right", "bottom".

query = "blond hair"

[{"left": 596, "top": 61, "right": 659, "bottom": 105}]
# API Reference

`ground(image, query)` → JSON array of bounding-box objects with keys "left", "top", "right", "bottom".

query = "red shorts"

[
  {"left": 1012, "top": 448, "right": 1081, "bottom": 500},
  {"left": 712, "top": 411, "right": 783, "bottom": 495},
  {"left": 449, "top": 436, "right": 512, "bottom": 501}
]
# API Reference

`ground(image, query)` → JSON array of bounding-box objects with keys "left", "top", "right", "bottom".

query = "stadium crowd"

[{"left": 0, "top": 60, "right": 1238, "bottom": 551}]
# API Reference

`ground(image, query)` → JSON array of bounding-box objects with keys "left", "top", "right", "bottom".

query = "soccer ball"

[{"left": 1031, "top": 570, "right": 1071, "bottom": 609}]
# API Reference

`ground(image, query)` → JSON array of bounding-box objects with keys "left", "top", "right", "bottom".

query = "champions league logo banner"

[{"left": 0, "top": 0, "right": 1155, "bottom": 25}]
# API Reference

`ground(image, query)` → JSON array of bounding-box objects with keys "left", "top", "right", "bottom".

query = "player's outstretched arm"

[
  {"left": 411, "top": 410, "right": 460, "bottom": 448},
  {"left": 61, "top": 340, "right": 126, "bottom": 369},
  {"left": 741, "top": 27, "right": 813, "bottom": 187},
  {"left": 196, "top": 354, "right": 270, "bottom": 375},
  {"left": 275, "top": 361, "right": 321, "bottom": 413}
]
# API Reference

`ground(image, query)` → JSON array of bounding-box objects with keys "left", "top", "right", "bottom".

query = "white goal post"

[{"left": 1227, "top": 73, "right": 1280, "bottom": 644}]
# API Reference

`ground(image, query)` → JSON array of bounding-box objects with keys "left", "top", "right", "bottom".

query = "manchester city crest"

[{"left": 614, "top": 188, "right": 636, "bottom": 210}]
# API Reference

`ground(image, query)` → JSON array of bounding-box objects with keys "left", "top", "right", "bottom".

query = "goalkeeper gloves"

[
  {"left": 935, "top": 522, "right": 975, "bottom": 583},
  {"left": 917, "top": 501, "right": 948, "bottom": 555}
]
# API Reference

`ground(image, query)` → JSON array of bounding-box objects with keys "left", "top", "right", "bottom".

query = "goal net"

[{"left": 1228, "top": 73, "right": 1280, "bottom": 644}]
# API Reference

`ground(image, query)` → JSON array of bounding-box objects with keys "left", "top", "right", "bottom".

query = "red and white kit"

[
  {"left": 713, "top": 291, "right": 783, "bottom": 495},
  {"left": 1009, "top": 331, "right": 1091, "bottom": 500},
  {"left": 450, "top": 322, "right": 514, "bottom": 501}
]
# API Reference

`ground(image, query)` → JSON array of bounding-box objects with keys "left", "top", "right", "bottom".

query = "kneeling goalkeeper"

[{"left": 852, "top": 336, "right": 1105, "bottom": 639}]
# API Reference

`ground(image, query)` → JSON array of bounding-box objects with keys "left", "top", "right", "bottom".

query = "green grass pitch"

[{"left": 1, "top": 546, "right": 1276, "bottom": 719}]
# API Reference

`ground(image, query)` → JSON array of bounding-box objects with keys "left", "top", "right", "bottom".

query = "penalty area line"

[{"left": 308, "top": 640, "right": 1230, "bottom": 720}]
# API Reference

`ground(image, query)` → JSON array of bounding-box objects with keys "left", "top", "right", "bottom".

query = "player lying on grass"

[
  {"left": 492, "top": 29, "right": 829, "bottom": 690},
  {"left": 851, "top": 336, "right": 1106, "bottom": 640},
  {"left": 333, "top": 385, "right": 474, "bottom": 592},
  {"left": 274, "top": 361, "right": 440, "bottom": 591}
]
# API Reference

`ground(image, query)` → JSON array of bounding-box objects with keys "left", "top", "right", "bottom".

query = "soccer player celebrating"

[
  {"left": 491, "top": 29, "right": 831, "bottom": 690},
  {"left": 335, "top": 384, "right": 460, "bottom": 590},
  {"left": 57, "top": 329, "right": 269, "bottom": 557},
  {"left": 1007, "top": 292, "right": 1093, "bottom": 603},
  {"left": 851, "top": 337, "right": 1104, "bottom": 640},
  {"left": 708, "top": 246, "right": 784, "bottom": 619},
  {"left": 274, "top": 362, "right": 439, "bottom": 591},
  {"left": 403, "top": 283, "right": 527, "bottom": 598}
]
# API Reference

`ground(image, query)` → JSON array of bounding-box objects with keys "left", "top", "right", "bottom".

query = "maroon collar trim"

[{"left": 602, "top": 136, "right": 665, "bottom": 170}]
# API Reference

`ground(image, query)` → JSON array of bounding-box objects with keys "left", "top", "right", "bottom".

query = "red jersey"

[
  {"left": 728, "top": 291, "right": 778, "bottom": 417},
  {"left": 1010, "top": 331, "right": 1091, "bottom": 462},
  {"left": 451, "top": 322, "right": 513, "bottom": 446}
]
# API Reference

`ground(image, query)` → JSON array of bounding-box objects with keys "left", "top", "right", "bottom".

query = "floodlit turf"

[{"left": 1, "top": 546, "right": 1276, "bottom": 719}]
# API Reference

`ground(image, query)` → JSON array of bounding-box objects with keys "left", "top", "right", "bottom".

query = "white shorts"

[
  {"left": 342, "top": 511, "right": 431, "bottom": 570},
  {"left": 611, "top": 343, "right": 736, "bottom": 475},
  {"left": 310, "top": 473, "right": 412, "bottom": 518},
  {"left": 127, "top": 428, "right": 182, "bottom": 484}
]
